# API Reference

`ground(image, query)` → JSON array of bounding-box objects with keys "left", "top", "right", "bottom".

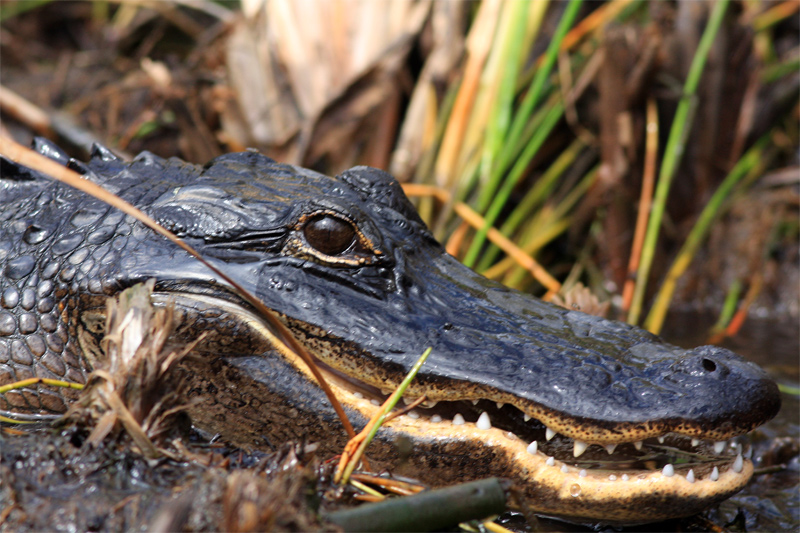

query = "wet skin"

[{"left": 0, "top": 140, "right": 781, "bottom": 523}]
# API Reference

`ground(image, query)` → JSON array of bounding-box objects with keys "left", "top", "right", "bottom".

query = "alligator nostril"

[{"left": 702, "top": 358, "right": 717, "bottom": 372}]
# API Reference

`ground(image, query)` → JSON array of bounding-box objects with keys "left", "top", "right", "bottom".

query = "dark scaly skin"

[{"left": 0, "top": 140, "right": 781, "bottom": 523}]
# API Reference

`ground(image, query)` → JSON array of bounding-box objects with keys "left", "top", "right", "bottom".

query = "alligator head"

[{"left": 0, "top": 144, "right": 781, "bottom": 524}]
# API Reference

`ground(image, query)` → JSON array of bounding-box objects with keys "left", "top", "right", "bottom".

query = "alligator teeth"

[
  {"left": 733, "top": 454, "right": 743, "bottom": 473},
  {"left": 560, "top": 464, "right": 569, "bottom": 473},
  {"left": 579, "top": 469, "right": 587, "bottom": 477},
  {"left": 431, "top": 414, "right": 442, "bottom": 423},
  {"left": 686, "top": 469, "right": 695, "bottom": 483},
  {"left": 527, "top": 441, "right": 538, "bottom": 455},
  {"left": 621, "top": 474, "right": 629, "bottom": 481},
  {"left": 523, "top": 414, "right": 531, "bottom": 422},
  {"left": 546, "top": 456, "right": 555, "bottom": 467},
  {"left": 408, "top": 411, "right": 419, "bottom": 419},
  {"left": 691, "top": 438, "right": 700, "bottom": 447},
  {"left": 370, "top": 399, "right": 381, "bottom": 406},
  {"left": 657, "top": 435, "right": 666, "bottom": 444},
  {"left": 381, "top": 389, "right": 391, "bottom": 396},
  {"left": 608, "top": 474, "right": 617, "bottom": 481},
  {"left": 713, "top": 441, "right": 726, "bottom": 454},
  {"left": 353, "top": 392, "right": 364, "bottom": 399},
  {"left": 545, "top": 427, "right": 556, "bottom": 441},
  {"left": 495, "top": 402, "right": 504, "bottom": 409},
  {"left": 710, "top": 466, "right": 719, "bottom": 481},
  {"left": 604, "top": 444, "right": 617, "bottom": 455},
  {"left": 573, "top": 440, "right": 589, "bottom": 457},
  {"left": 453, "top": 413, "right": 466, "bottom": 425},
  {"left": 633, "top": 441, "right": 643, "bottom": 451},
  {"left": 662, "top": 464, "right": 674, "bottom": 477},
  {"left": 471, "top": 399, "right": 479, "bottom": 405},
  {"left": 422, "top": 400, "right": 438, "bottom": 408},
  {"left": 477, "top": 412, "right": 491, "bottom": 430}
]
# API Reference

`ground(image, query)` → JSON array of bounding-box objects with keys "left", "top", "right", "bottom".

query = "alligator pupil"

[{"left": 304, "top": 214, "right": 355, "bottom": 256}]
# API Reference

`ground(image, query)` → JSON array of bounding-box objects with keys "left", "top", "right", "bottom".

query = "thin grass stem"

[
  {"left": 627, "top": 0, "right": 730, "bottom": 327},
  {"left": 644, "top": 135, "right": 768, "bottom": 334}
]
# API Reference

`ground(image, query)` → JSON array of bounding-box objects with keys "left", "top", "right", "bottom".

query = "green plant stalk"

[
  {"left": 761, "top": 55, "right": 800, "bottom": 83},
  {"left": 502, "top": 218, "right": 571, "bottom": 289},
  {"left": 464, "top": 100, "right": 564, "bottom": 267},
  {"left": 502, "top": 166, "right": 597, "bottom": 288},
  {"left": 484, "top": 0, "right": 584, "bottom": 213},
  {"left": 350, "top": 479, "right": 385, "bottom": 499},
  {"left": 326, "top": 478, "right": 508, "bottom": 532},
  {"left": 710, "top": 279, "right": 743, "bottom": 333},
  {"left": 628, "top": 0, "right": 730, "bottom": 327},
  {"left": 480, "top": 0, "right": 534, "bottom": 191},
  {"left": 0, "top": 0, "right": 52, "bottom": 22},
  {"left": 477, "top": 137, "right": 584, "bottom": 271},
  {"left": 341, "top": 347, "right": 432, "bottom": 484},
  {"left": 778, "top": 383, "right": 800, "bottom": 396},
  {"left": 644, "top": 135, "right": 768, "bottom": 334}
]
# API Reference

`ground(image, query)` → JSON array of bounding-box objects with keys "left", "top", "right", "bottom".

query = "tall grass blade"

[
  {"left": 627, "top": 0, "right": 730, "bottom": 327},
  {"left": 644, "top": 135, "right": 770, "bottom": 334}
]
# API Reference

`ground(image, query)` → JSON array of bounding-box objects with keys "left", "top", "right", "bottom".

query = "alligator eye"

[{"left": 303, "top": 214, "right": 356, "bottom": 256}]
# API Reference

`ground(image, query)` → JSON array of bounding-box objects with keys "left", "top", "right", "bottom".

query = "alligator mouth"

[
  {"left": 160, "top": 291, "right": 755, "bottom": 523},
  {"left": 324, "top": 358, "right": 750, "bottom": 471},
  {"left": 321, "top": 365, "right": 754, "bottom": 523}
]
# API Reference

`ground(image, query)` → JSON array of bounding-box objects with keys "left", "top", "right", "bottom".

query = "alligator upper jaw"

[{"left": 157, "top": 291, "right": 761, "bottom": 524}]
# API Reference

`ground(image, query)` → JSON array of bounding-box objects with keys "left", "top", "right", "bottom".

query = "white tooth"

[
  {"left": 381, "top": 389, "right": 391, "bottom": 396},
  {"left": 561, "top": 464, "right": 570, "bottom": 473},
  {"left": 423, "top": 400, "right": 438, "bottom": 408},
  {"left": 496, "top": 402, "right": 504, "bottom": 409},
  {"left": 573, "top": 440, "right": 589, "bottom": 457},
  {"left": 353, "top": 392, "right": 364, "bottom": 399},
  {"left": 523, "top": 414, "right": 531, "bottom": 422},
  {"left": 744, "top": 447, "right": 753, "bottom": 459},
  {"left": 579, "top": 469, "right": 587, "bottom": 477},
  {"left": 733, "top": 454, "right": 743, "bottom": 473},
  {"left": 370, "top": 399, "right": 381, "bottom": 406},
  {"left": 662, "top": 464, "right": 674, "bottom": 477},
  {"left": 711, "top": 466, "right": 719, "bottom": 481},
  {"left": 527, "top": 441, "right": 538, "bottom": 455},
  {"left": 735, "top": 443, "right": 743, "bottom": 455},
  {"left": 431, "top": 414, "right": 442, "bottom": 423},
  {"left": 621, "top": 474, "right": 629, "bottom": 481},
  {"left": 471, "top": 399, "right": 479, "bottom": 405},
  {"left": 634, "top": 441, "right": 643, "bottom": 451},
  {"left": 546, "top": 456, "right": 556, "bottom": 467},
  {"left": 545, "top": 428, "right": 556, "bottom": 441},
  {"left": 477, "top": 412, "right": 491, "bottom": 430},
  {"left": 658, "top": 435, "right": 666, "bottom": 444},
  {"left": 686, "top": 469, "right": 695, "bottom": 483},
  {"left": 691, "top": 438, "right": 701, "bottom": 447},
  {"left": 408, "top": 411, "right": 419, "bottom": 419},
  {"left": 604, "top": 444, "right": 617, "bottom": 455},
  {"left": 608, "top": 474, "right": 617, "bottom": 481},
  {"left": 453, "top": 413, "right": 465, "bottom": 425},
  {"left": 714, "top": 441, "right": 726, "bottom": 454}
]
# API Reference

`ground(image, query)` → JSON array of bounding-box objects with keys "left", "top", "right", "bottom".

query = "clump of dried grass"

[
  {"left": 67, "top": 279, "right": 201, "bottom": 459},
  {"left": 551, "top": 282, "right": 610, "bottom": 318}
]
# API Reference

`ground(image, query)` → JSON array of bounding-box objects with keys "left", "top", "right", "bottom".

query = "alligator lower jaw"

[
  {"left": 334, "top": 388, "right": 753, "bottom": 523},
  {"left": 161, "top": 292, "right": 754, "bottom": 523}
]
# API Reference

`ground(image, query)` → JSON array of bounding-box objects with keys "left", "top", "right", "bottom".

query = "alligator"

[{"left": 0, "top": 139, "right": 781, "bottom": 524}]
